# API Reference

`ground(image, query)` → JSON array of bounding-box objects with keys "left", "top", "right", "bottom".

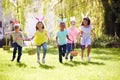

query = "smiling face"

[
  {"left": 59, "top": 22, "right": 66, "bottom": 30},
  {"left": 71, "top": 21, "right": 76, "bottom": 26},
  {"left": 14, "top": 26, "right": 20, "bottom": 32},
  {"left": 36, "top": 22, "right": 44, "bottom": 30},
  {"left": 83, "top": 19, "right": 88, "bottom": 26}
]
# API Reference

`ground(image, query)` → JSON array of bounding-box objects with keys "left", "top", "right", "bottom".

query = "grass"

[{"left": 0, "top": 47, "right": 120, "bottom": 80}]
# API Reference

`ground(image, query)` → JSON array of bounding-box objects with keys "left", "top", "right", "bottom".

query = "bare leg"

[
  {"left": 87, "top": 45, "right": 91, "bottom": 61},
  {"left": 87, "top": 45, "right": 91, "bottom": 57}
]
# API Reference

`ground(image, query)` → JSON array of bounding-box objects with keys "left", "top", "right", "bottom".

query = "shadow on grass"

[
  {"left": 16, "top": 62, "right": 27, "bottom": 68},
  {"left": 63, "top": 61, "right": 105, "bottom": 67},
  {"left": 92, "top": 48, "right": 120, "bottom": 56},
  {"left": 38, "top": 63, "right": 55, "bottom": 69}
]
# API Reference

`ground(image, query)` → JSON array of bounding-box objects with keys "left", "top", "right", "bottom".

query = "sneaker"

[
  {"left": 42, "top": 58, "right": 45, "bottom": 64},
  {"left": 37, "top": 59, "right": 40, "bottom": 63},
  {"left": 17, "top": 61, "right": 20, "bottom": 63},
  {"left": 87, "top": 56, "right": 91, "bottom": 62},
  {"left": 63, "top": 53, "right": 65, "bottom": 57},
  {"left": 65, "top": 57, "right": 68, "bottom": 60},
  {"left": 10, "top": 57, "right": 14, "bottom": 62},
  {"left": 80, "top": 58, "right": 83, "bottom": 62},
  {"left": 10, "top": 59, "right": 14, "bottom": 62}
]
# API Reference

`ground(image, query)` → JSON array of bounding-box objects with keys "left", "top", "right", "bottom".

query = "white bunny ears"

[
  {"left": 57, "top": 17, "right": 67, "bottom": 24},
  {"left": 35, "top": 16, "right": 45, "bottom": 22},
  {"left": 70, "top": 16, "right": 76, "bottom": 22},
  {"left": 81, "top": 12, "right": 89, "bottom": 19}
]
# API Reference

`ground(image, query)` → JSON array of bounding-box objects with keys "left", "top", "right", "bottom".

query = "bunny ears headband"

[
  {"left": 35, "top": 16, "right": 45, "bottom": 22},
  {"left": 70, "top": 16, "right": 76, "bottom": 22},
  {"left": 57, "top": 17, "right": 67, "bottom": 24},
  {"left": 10, "top": 20, "right": 20, "bottom": 27},
  {"left": 81, "top": 12, "right": 89, "bottom": 19}
]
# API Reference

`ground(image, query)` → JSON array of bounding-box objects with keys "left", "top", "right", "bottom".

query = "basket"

[
  {"left": 70, "top": 51, "right": 78, "bottom": 56},
  {"left": 3, "top": 46, "right": 10, "bottom": 50},
  {"left": 28, "top": 49, "right": 36, "bottom": 55},
  {"left": 3, "top": 36, "right": 10, "bottom": 50},
  {"left": 28, "top": 41, "right": 36, "bottom": 55}
]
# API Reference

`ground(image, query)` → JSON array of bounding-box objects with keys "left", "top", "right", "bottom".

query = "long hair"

[
  {"left": 81, "top": 17, "right": 91, "bottom": 26},
  {"left": 36, "top": 21, "right": 44, "bottom": 30}
]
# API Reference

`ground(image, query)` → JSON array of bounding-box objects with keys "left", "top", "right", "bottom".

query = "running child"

[
  {"left": 56, "top": 22, "right": 71, "bottom": 63},
  {"left": 6, "top": 23, "right": 25, "bottom": 63},
  {"left": 30, "top": 21, "right": 49, "bottom": 64},
  {"left": 80, "top": 17, "right": 95, "bottom": 61},
  {"left": 66, "top": 17, "right": 79, "bottom": 61}
]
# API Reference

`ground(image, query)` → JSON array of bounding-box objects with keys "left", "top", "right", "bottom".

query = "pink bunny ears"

[
  {"left": 35, "top": 16, "right": 45, "bottom": 22},
  {"left": 10, "top": 20, "right": 20, "bottom": 27}
]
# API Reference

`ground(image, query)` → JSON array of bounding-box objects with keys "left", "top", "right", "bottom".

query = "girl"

[
  {"left": 6, "top": 24, "right": 25, "bottom": 63},
  {"left": 80, "top": 17, "right": 95, "bottom": 61},
  {"left": 66, "top": 17, "right": 79, "bottom": 61},
  {"left": 30, "top": 21, "right": 49, "bottom": 64},
  {"left": 56, "top": 22, "right": 71, "bottom": 63}
]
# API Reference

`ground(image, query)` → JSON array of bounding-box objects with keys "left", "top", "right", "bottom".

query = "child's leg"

[
  {"left": 58, "top": 45, "right": 62, "bottom": 63},
  {"left": 66, "top": 43, "right": 71, "bottom": 59},
  {"left": 70, "top": 43, "right": 75, "bottom": 60},
  {"left": 17, "top": 45, "right": 22, "bottom": 62},
  {"left": 87, "top": 45, "right": 91, "bottom": 57},
  {"left": 42, "top": 43, "right": 47, "bottom": 59},
  {"left": 62, "top": 44, "right": 66, "bottom": 57},
  {"left": 11, "top": 43, "right": 17, "bottom": 61},
  {"left": 36, "top": 46, "right": 41, "bottom": 60},
  {"left": 81, "top": 45, "right": 85, "bottom": 59}
]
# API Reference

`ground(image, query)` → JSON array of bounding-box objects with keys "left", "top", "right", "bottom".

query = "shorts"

[{"left": 80, "top": 37, "right": 91, "bottom": 49}]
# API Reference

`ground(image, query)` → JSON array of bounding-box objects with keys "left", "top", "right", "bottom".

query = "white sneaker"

[
  {"left": 42, "top": 58, "right": 45, "bottom": 64},
  {"left": 80, "top": 58, "right": 83, "bottom": 62},
  {"left": 37, "top": 59, "right": 40, "bottom": 63},
  {"left": 87, "top": 56, "right": 91, "bottom": 62}
]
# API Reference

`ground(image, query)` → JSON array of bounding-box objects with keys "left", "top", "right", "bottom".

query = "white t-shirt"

[{"left": 80, "top": 25, "right": 92, "bottom": 38}]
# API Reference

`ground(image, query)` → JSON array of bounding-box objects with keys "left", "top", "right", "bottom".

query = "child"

[
  {"left": 6, "top": 24, "right": 25, "bottom": 63},
  {"left": 66, "top": 17, "right": 79, "bottom": 61},
  {"left": 30, "top": 21, "right": 49, "bottom": 64},
  {"left": 56, "top": 22, "right": 71, "bottom": 63},
  {"left": 80, "top": 17, "right": 95, "bottom": 61}
]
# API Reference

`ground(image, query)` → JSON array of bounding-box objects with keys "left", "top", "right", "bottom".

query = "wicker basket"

[
  {"left": 28, "top": 49, "right": 36, "bottom": 55},
  {"left": 3, "top": 36, "right": 10, "bottom": 50},
  {"left": 28, "top": 41, "right": 36, "bottom": 55},
  {"left": 3, "top": 46, "right": 10, "bottom": 50},
  {"left": 70, "top": 51, "right": 78, "bottom": 56}
]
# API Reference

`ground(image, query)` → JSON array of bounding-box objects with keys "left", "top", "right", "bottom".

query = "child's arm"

[
  {"left": 79, "top": 30, "right": 83, "bottom": 37},
  {"left": 91, "top": 30, "right": 96, "bottom": 39},
  {"left": 5, "top": 31, "right": 13, "bottom": 35},
  {"left": 56, "top": 36, "right": 59, "bottom": 47},
  {"left": 45, "top": 33, "right": 50, "bottom": 43},
  {"left": 66, "top": 35, "right": 73, "bottom": 42},
  {"left": 30, "top": 36, "right": 35, "bottom": 40}
]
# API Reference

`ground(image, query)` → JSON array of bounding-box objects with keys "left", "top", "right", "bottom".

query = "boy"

[
  {"left": 6, "top": 24, "right": 25, "bottom": 63},
  {"left": 56, "top": 22, "right": 71, "bottom": 63}
]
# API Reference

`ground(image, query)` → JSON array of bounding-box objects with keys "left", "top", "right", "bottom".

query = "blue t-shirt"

[{"left": 57, "top": 30, "right": 68, "bottom": 45}]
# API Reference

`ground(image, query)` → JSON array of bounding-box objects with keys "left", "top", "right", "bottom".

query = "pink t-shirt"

[{"left": 67, "top": 27, "right": 79, "bottom": 43}]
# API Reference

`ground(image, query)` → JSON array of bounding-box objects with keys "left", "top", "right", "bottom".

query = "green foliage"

[{"left": 92, "top": 34, "right": 120, "bottom": 48}]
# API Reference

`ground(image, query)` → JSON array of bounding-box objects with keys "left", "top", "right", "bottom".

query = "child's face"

[
  {"left": 83, "top": 20, "right": 88, "bottom": 26},
  {"left": 37, "top": 23, "right": 43, "bottom": 29},
  {"left": 60, "top": 22, "right": 65, "bottom": 30},
  {"left": 71, "top": 21, "right": 76, "bottom": 26},
  {"left": 14, "top": 26, "right": 20, "bottom": 32}
]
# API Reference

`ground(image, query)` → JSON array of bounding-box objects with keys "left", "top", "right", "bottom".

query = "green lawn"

[{"left": 0, "top": 48, "right": 120, "bottom": 80}]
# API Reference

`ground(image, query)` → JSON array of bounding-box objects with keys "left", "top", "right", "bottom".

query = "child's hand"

[
  {"left": 48, "top": 38, "right": 50, "bottom": 43},
  {"left": 80, "top": 34, "right": 83, "bottom": 37},
  {"left": 56, "top": 42, "right": 59, "bottom": 48},
  {"left": 5, "top": 32, "right": 9, "bottom": 35}
]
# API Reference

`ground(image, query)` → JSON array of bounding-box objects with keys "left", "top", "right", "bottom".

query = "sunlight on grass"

[{"left": 0, "top": 48, "right": 120, "bottom": 80}]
